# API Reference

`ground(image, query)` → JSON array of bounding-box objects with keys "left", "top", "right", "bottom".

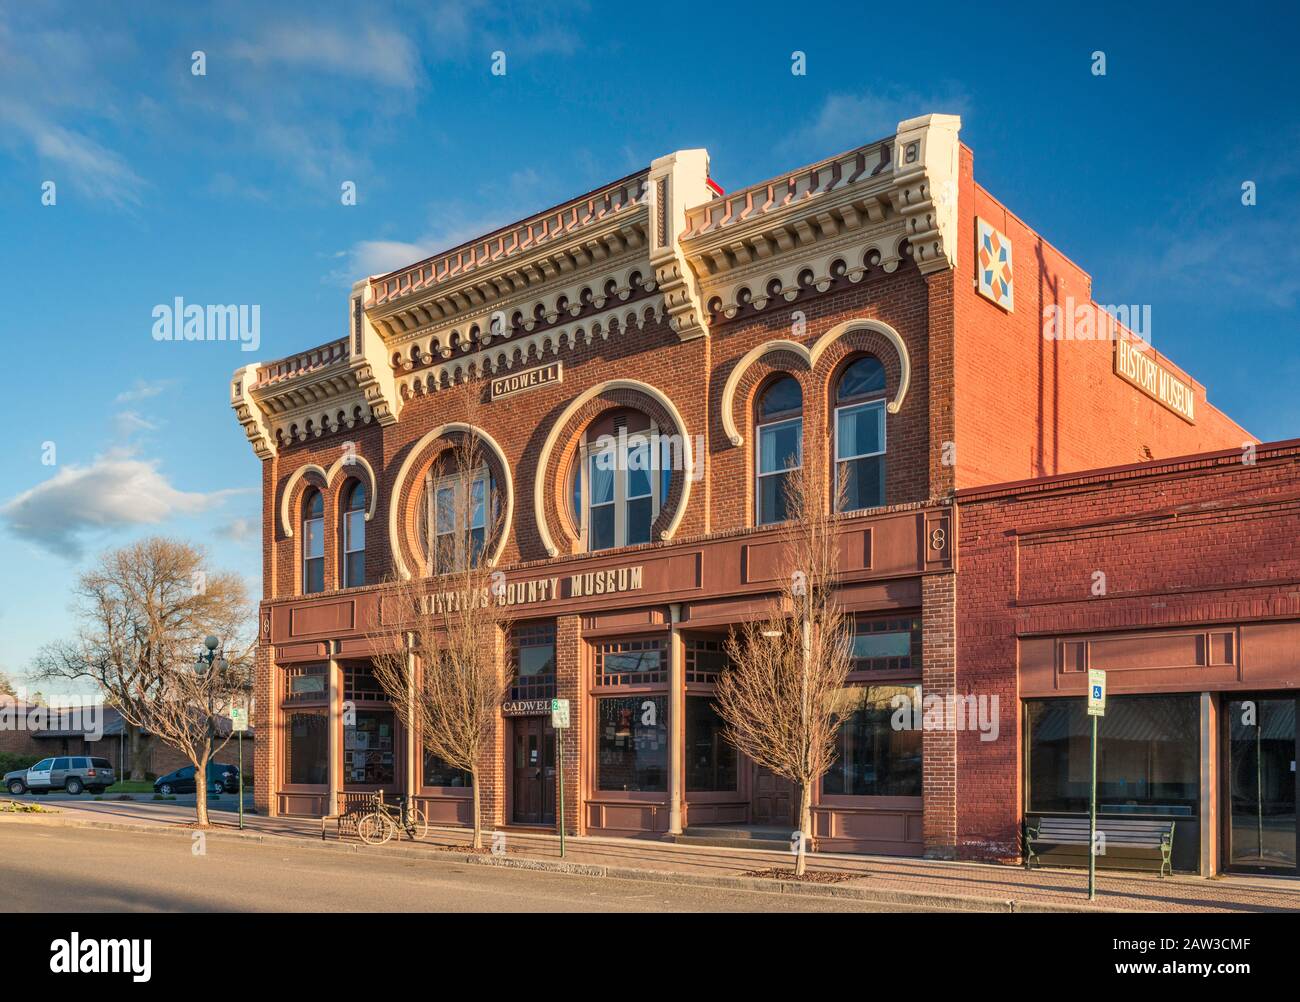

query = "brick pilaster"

[
  {"left": 922, "top": 572, "right": 957, "bottom": 858},
  {"left": 556, "top": 614, "right": 583, "bottom": 836}
]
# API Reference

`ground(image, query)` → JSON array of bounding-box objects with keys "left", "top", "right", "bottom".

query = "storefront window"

[
  {"left": 597, "top": 695, "right": 667, "bottom": 792},
  {"left": 685, "top": 697, "right": 737, "bottom": 791},
  {"left": 345, "top": 709, "right": 396, "bottom": 785},
  {"left": 823, "top": 684, "right": 922, "bottom": 797},
  {"left": 285, "top": 709, "right": 328, "bottom": 785},
  {"left": 1025, "top": 694, "right": 1199, "bottom": 815},
  {"left": 423, "top": 752, "right": 472, "bottom": 788}
]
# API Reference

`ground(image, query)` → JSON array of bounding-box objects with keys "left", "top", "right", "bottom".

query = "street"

[{"left": 0, "top": 824, "right": 938, "bottom": 912}]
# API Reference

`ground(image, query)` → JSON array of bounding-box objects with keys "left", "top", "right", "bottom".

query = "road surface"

[{"left": 0, "top": 824, "right": 937, "bottom": 912}]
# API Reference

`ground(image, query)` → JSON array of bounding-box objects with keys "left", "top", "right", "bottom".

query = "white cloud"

[
  {"left": 112, "top": 411, "right": 159, "bottom": 439},
  {"left": 114, "top": 379, "right": 175, "bottom": 403},
  {"left": 229, "top": 23, "right": 421, "bottom": 89},
  {"left": 0, "top": 103, "right": 144, "bottom": 207},
  {"left": 216, "top": 516, "right": 260, "bottom": 545},
  {"left": 0, "top": 454, "right": 244, "bottom": 559},
  {"left": 335, "top": 170, "right": 557, "bottom": 284},
  {"left": 782, "top": 88, "right": 971, "bottom": 159}
]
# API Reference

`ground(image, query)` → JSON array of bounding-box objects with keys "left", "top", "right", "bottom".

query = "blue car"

[{"left": 154, "top": 763, "right": 239, "bottom": 796}]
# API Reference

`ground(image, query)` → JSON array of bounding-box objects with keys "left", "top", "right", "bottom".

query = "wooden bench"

[
  {"left": 1025, "top": 816, "right": 1175, "bottom": 876},
  {"left": 321, "top": 793, "right": 379, "bottom": 842}
]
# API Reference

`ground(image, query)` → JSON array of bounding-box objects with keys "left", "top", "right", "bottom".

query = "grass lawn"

[{"left": 103, "top": 781, "right": 156, "bottom": 794}]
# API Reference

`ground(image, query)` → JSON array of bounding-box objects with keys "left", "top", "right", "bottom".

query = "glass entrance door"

[{"left": 1224, "top": 696, "right": 1297, "bottom": 873}]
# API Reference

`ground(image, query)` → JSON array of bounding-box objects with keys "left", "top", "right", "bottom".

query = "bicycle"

[{"left": 356, "top": 789, "right": 429, "bottom": 845}]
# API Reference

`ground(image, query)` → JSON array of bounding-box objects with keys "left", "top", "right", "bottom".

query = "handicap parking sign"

[{"left": 1087, "top": 669, "right": 1106, "bottom": 717}]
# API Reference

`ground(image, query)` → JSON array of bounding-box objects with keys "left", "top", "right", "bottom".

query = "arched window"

[
  {"left": 342, "top": 481, "right": 366, "bottom": 588},
  {"left": 755, "top": 376, "right": 802, "bottom": 525},
  {"left": 834, "top": 356, "right": 886, "bottom": 512},
  {"left": 426, "top": 462, "right": 490, "bottom": 574},
  {"left": 570, "top": 409, "right": 669, "bottom": 552},
  {"left": 302, "top": 489, "right": 325, "bottom": 594}
]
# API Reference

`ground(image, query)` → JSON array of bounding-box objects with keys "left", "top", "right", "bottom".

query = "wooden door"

[
  {"left": 512, "top": 717, "right": 556, "bottom": 825},
  {"left": 751, "top": 764, "right": 795, "bottom": 826}
]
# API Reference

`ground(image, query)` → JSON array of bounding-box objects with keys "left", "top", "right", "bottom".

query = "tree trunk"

[
  {"left": 471, "top": 767, "right": 483, "bottom": 850},
  {"left": 795, "top": 782, "right": 813, "bottom": 876},
  {"left": 195, "top": 751, "right": 210, "bottom": 828},
  {"left": 127, "top": 726, "right": 147, "bottom": 782}
]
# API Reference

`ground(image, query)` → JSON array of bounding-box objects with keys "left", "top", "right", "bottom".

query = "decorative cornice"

[
  {"left": 719, "top": 318, "right": 912, "bottom": 447},
  {"left": 680, "top": 115, "right": 962, "bottom": 318},
  {"left": 648, "top": 149, "right": 712, "bottom": 341},
  {"left": 395, "top": 297, "right": 666, "bottom": 401}
]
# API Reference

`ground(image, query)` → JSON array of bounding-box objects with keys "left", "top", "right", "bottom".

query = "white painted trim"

[
  {"left": 534, "top": 379, "right": 692, "bottom": 558},
  {"left": 387, "top": 424, "right": 514, "bottom": 580},
  {"left": 277, "top": 455, "right": 379, "bottom": 538},
  {"left": 279, "top": 464, "right": 327, "bottom": 539},
  {"left": 719, "top": 318, "right": 911, "bottom": 447}
]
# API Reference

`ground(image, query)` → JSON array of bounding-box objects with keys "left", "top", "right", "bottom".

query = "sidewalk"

[{"left": 6, "top": 797, "right": 1298, "bottom": 913}]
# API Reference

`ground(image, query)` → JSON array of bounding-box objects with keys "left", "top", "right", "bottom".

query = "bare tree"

[
  {"left": 35, "top": 538, "right": 254, "bottom": 825},
  {"left": 715, "top": 463, "right": 854, "bottom": 876},
  {"left": 0, "top": 669, "right": 15, "bottom": 699},
  {"left": 369, "top": 415, "right": 512, "bottom": 849}
]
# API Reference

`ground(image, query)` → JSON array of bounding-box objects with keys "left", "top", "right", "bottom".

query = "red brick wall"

[
  {"left": 952, "top": 147, "right": 1252, "bottom": 490},
  {"left": 955, "top": 440, "right": 1300, "bottom": 861}
]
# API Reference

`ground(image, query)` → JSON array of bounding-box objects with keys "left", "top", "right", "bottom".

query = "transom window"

[
  {"left": 684, "top": 637, "right": 730, "bottom": 684},
  {"left": 302, "top": 489, "right": 324, "bottom": 594},
  {"left": 510, "top": 621, "right": 557, "bottom": 701},
  {"left": 756, "top": 376, "right": 802, "bottom": 525},
  {"left": 284, "top": 664, "right": 327, "bottom": 704},
  {"left": 594, "top": 638, "right": 666, "bottom": 686},
  {"left": 343, "top": 664, "right": 386, "bottom": 702},
  {"left": 571, "top": 412, "right": 668, "bottom": 552},
  {"left": 342, "top": 480, "right": 366, "bottom": 588},
  {"left": 835, "top": 356, "right": 886, "bottom": 512},
  {"left": 851, "top": 615, "right": 921, "bottom": 673},
  {"left": 427, "top": 466, "right": 488, "bottom": 574}
]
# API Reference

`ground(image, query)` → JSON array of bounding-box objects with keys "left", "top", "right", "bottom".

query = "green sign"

[
  {"left": 550, "top": 698, "right": 570, "bottom": 729},
  {"left": 230, "top": 706, "right": 249, "bottom": 732}
]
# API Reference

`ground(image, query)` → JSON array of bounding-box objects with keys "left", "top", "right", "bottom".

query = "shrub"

[{"left": 0, "top": 753, "right": 42, "bottom": 774}]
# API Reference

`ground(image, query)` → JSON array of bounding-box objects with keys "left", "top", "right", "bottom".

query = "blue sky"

[{"left": 1, "top": 0, "right": 1297, "bottom": 690}]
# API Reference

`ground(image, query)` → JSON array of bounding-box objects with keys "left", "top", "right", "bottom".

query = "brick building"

[
  {"left": 957, "top": 441, "right": 1300, "bottom": 875},
  {"left": 230, "top": 113, "right": 1259, "bottom": 861}
]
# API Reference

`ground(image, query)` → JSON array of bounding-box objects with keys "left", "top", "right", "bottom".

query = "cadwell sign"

[
  {"left": 491, "top": 361, "right": 562, "bottom": 400},
  {"left": 1114, "top": 338, "right": 1196, "bottom": 423}
]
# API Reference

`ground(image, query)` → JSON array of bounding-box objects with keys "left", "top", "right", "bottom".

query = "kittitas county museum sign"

[{"left": 418, "top": 564, "right": 644, "bottom": 616}]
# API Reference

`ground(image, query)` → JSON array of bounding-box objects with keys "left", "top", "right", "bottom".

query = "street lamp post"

[{"left": 193, "top": 636, "right": 228, "bottom": 825}]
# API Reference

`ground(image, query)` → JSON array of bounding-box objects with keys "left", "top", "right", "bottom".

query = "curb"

[{"left": 0, "top": 811, "right": 1120, "bottom": 912}]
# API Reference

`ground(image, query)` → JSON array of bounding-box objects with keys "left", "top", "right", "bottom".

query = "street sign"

[
  {"left": 1087, "top": 669, "right": 1106, "bottom": 717},
  {"left": 550, "top": 698, "right": 570, "bottom": 729},
  {"left": 230, "top": 705, "right": 249, "bottom": 732}
]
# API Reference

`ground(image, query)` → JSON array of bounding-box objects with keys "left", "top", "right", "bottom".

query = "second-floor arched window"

[
  {"left": 303, "top": 488, "right": 325, "bottom": 594},
  {"left": 834, "top": 355, "right": 886, "bottom": 512},
  {"left": 342, "top": 481, "right": 366, "bottom": 588},
  {"left": 755, "top": 375, "right": 802, "bottom": 525}
]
